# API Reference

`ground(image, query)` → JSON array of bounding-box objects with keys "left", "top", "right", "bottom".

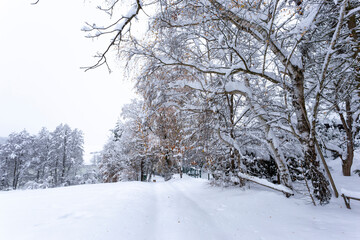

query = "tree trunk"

[
  {"left": 140, "top": 158, "right": 144, "bottom": 181},
  {"left": 293, "top": 71, "right": 331, "bottom": 204},
  {"left": 54, "top": 158, "right": 59, "bottom": 186},
  {"left": 264, "top": 125, "right": 293, "bottom": 191},
  {"left": 342, "top": 135, "right": 354, "bottom": 176},
  {"left": 342, "top": 157, "right": 353, "bottom": 176},
  {"left": 340, "top": 2, "right": 360, "bottom": 175},
  {"left": 12, "top": 159, "right": 18, "bottom": 189},
  {"left": 61, "top": 137, "right": 67, "bottom": 183},
  {"left": 343, "top": 97, "right": 354, "bottom": 176}
]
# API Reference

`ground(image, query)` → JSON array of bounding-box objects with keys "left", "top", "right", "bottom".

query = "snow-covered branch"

[{"left": 82, "top": 0, "right": 143, "bottom": 72}]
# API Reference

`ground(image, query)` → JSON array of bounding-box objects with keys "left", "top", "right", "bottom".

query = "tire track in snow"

[{"left": 152, "top": 179, "right": 230, "bottom": 240}]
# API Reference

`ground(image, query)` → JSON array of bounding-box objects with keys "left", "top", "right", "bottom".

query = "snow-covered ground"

[{"left": 0, "top": 171, "right": 359, "bottom": 240}]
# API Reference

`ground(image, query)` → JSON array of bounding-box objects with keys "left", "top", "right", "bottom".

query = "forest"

[
  {"left": 92, "top": 0, "right": 360, "bottom": 206},
  {"left": 0, "top": 124, "right": 88, "bottom": 190}
]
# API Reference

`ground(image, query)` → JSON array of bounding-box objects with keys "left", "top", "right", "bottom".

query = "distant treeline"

[{"left": 0, "top": 124, "right": 96, "bottom": 190}]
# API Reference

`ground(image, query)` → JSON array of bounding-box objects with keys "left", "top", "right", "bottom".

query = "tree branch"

[{"left": 81, "top": 0, "right": 143, "bottom": 72}]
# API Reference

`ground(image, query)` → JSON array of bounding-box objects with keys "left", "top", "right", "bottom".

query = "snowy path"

[
  {"left": 0, "top": 175, "right": 359, "bottom": 240},
  {"left": 152, "top": 179, "right": 230, "bottom": 240}
]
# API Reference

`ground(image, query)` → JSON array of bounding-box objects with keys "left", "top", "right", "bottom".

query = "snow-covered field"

[{"left": 0, "top": 173, "right": 359, "bottom": 240}]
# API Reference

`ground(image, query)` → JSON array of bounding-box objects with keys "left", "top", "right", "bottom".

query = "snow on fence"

[
  {"left": 238, "top": 173, "right": 294, "bottom": 196},
  {"left": 341, "top": 188, "right": 360, "bottom": 209}
]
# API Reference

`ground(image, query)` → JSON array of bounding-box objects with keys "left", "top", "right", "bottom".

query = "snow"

[
  {"left": 115, "top": 19, "right": 127, "bottom": 30},
  {"left": 341, "top": 189, "right": 360, "bottom": 199},
  {"left": 218, "top": 34, "right": 224, "bottom": 45},
  {"left": 327, "top": 150, "right": 360, "bottom": 199},
  {"left": 345, "top": 6, "right": 360, "bottom": 19},
  {"left": 238, "top": 172, "right": 293, "bottom": 195},
  {"left": 0, "top": 174, "right": 359, "bottom": 240},
  {"left": 325, "top": 142, "right": 345, "bottom": 158},
  {"left": 184, "top": 81, "right": 204, "bottom": 91},
  {"left": 293, "top": 4, "right": 320, "bottom": 37},
  {"left": 9, "top": 152, "right": 17, "bottom": 159},
  {"left": 224, "top": 81, "right": 250, "bottom": 95},
  {"left": 124, "top": 4, "right": 139, "bottom": 18}
]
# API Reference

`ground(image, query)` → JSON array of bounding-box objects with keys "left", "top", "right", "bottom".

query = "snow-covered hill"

[{"left": 0, "top": 174, "right": 359, "bottom": 240}]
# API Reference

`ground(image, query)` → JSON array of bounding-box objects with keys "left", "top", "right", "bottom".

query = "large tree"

[{"left": 87, "top": 0, "right": 359, "bottom": 204}]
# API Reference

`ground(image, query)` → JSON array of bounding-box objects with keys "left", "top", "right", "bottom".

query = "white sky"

[{"left": 0, "top": 0, "right": 138, "bottom": 163}]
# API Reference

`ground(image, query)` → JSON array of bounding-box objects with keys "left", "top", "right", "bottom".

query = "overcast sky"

[{"left": 0, "top": 0, "right": 137, "bottom": 163}]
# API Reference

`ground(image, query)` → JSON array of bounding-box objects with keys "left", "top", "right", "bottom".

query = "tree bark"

[
  {"left": 343, "top": 97, "right": 354, "bottom": 176},
  {"left": 293, "top": 71, "right": 331, "bottom": 204}
]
